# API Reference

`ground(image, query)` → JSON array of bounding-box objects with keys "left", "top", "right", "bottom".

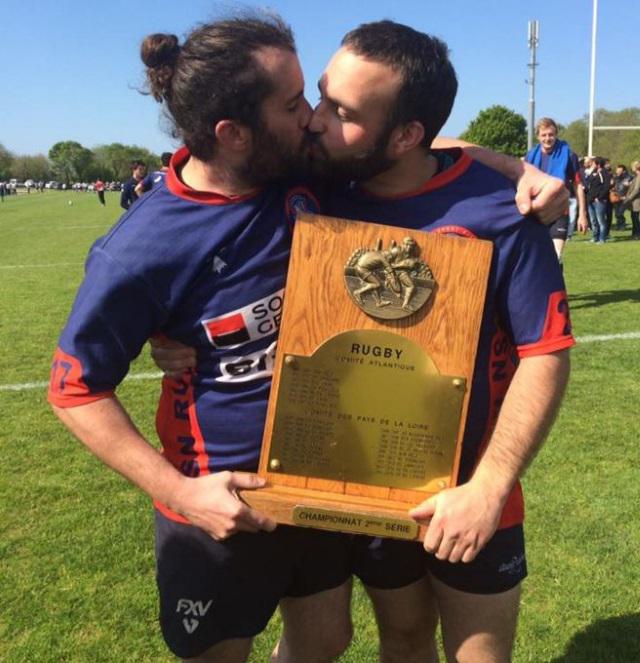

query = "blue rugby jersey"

[
  {"left": 140, "top": 169, "right": 167, "bottom": 193},
  {"left": 49, "top": 147, "right": 319, "bottom": 522},
  {"left": 323, "top": 149, "right": 575, "bottom": 529}
]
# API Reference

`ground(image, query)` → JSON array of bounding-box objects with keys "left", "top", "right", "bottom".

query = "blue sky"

[{"left": 2, "top": 0, "right": 636, "bottom": 156}]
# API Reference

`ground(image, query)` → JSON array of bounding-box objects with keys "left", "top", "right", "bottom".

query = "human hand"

[
  {"left": 149, "top": 335, "right": 197, "bottom": 379},
  {"left": 515, "top": 165, "right": 569, "bottom": 224},
  {"left": 409, "top": 479, "right": 505, "bottom": 563},
  {"left": 173, "top": 471, "right": 277, "bottom": 540},
  {"left": 577, "top": 214, "right": 589, "bottom": 234}
]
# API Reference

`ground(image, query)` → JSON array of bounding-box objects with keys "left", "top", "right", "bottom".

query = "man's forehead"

[
  {"left": 322, "top": 47, "right": 401, "bottom": 103},
  {"left": 254, "top": 46, "right": 304, "bottom": 103}
]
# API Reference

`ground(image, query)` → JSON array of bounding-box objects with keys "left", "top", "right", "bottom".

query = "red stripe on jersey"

[
  {"left": 154, "top": 500, "right": 190, "bottom": 524},
  {"left": 473, "top": 325, "right": 524, "bottom": 529},
  {"left": 517, "top": 290, "right": 576, "bottom": 358},
  {"left": 154, "top": 373, "right": 210, "bottom": 522},
  {"left": 47, "top": 347, "right": 114, "bottom": 407},
  {"left": 432, "top": 225, "right": 478, "bottom": 239},
  {"left": 166, "top": 147, "right": 261, "bottom": 205}
]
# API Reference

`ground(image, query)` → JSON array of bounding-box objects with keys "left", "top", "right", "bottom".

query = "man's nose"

[
  {"left": 308, "top": 105, "right": 325, "bottom": 134},
  {"left": 299, "top": 98, "right": 313, "bottom": 129}
]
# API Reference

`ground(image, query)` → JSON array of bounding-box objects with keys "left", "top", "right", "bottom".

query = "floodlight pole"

[
  {"left": 527, "top": 20, "right": 539, "bottom": 151},
  {"left": 588, "top": 0, "right": 598, "bottom": 156}
]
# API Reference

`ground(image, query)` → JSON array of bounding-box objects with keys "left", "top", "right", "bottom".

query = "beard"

[
  {"left": 240, "top": 122, "right": 312, "bottom": 187},
  {"left": 309, "top": 121, "right": 396, "bottom": 187}
]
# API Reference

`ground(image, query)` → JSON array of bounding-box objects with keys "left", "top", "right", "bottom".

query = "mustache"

[{"left": 306, "top": 131, "right": 329, "bottom": 158}]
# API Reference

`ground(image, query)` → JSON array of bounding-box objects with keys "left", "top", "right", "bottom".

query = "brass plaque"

[
  {"left": 344, "top": 236, "right": 435, "bottom": 320},
  {"left": 269, "top": 329, "right": 465, "bottom": 491},
  {"left": 293, "top": 506, "right": 419, "bottom": 540}
]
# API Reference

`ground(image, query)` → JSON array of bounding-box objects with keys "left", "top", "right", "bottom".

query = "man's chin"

[{"left": 309, "top": 159, "right": 352, "bottom": 188}]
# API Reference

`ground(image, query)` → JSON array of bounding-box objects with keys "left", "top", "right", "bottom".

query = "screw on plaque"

[{"left": 269, "top": 458, "right": 282, "bottom": 472}]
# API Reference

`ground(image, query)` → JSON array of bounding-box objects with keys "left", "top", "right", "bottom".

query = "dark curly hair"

[
  {"left": 141, "top": 14, "right": 296, "bottom": 161},
  {"left": 341, "top": 21, "right": 457, "bottom": 149}
]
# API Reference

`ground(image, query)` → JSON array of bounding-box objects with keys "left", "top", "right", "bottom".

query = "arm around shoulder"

[{"left": 432, "top": 137, "right": 568, "bottom": 222}]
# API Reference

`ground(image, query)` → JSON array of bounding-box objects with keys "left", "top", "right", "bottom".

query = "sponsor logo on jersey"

[
  {"left": 285, "top": 186, "right": 320, "bottom": 229},
  {"left": 217, "top": 340, "right": 277, "bottom": 383},
  {"left": 201, "top": 289, "right": 284, "bottom": 349}
]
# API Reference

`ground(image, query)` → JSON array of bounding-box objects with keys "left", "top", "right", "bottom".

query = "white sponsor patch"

[{"left": 217, "top": 341, "right": 277, "bottom": 383}]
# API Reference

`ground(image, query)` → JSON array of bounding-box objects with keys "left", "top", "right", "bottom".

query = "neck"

[
  {"left": 360, "top": 149, "right": 438, "bottom": 198},
  {"left": 180, "top": 154, "right": 257, "bottom": 198}
]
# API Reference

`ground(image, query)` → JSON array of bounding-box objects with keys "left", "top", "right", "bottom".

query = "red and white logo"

[{"left": 201, "top": 289, "right": 284, "bottom": 349}]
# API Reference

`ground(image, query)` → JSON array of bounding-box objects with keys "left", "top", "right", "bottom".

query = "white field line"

[
  {"left": 576, "top": 331, "right": 640, "bottom": 343},
  {"left": 0, "top": 371, "right": 163, "bottom": 393},
  {"left": 2, "top": 225, "right": 106, "bottom": 232},
  {"left": 1, "top": 332, "right": 639, "bottom": 393},
  {"left": 0, "top": 262, "right": 84, "bottom": 269}
]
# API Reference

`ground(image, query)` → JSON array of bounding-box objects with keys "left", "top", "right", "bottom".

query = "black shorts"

[
  {"left": 549, "top": 215, "right": 569, "bottom": 241},
  {"left": 154, "top": 510, "right": 351, "bottom": 658},
  {"left": 352, "top": 524, "right": 527, "bottom": 595}
]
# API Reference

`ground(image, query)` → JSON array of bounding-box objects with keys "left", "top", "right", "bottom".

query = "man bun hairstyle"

[
  {"left": 341, "top": 20, "right": 458, "bottom": 149},
  {"left": 140, "top": 13, "right": 296, "bottom": 161},
  {"left": 141, "top": 33, "right": 181, "bottom": 102}
]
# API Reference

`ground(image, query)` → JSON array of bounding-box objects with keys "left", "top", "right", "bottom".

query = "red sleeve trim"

[
  {"left": 517, "top": 336, "right": 575, "bottom": 358},
  {"left": 48, "top": 389, "right": 115, "bottom": 408},
  {"left": 48, "top": 347, "right": 115, "bottom": 407},
  {"left": 515, "top": 290, "right": 575, "bottom": 358}
]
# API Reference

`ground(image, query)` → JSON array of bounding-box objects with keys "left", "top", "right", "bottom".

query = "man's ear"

[
  {"left": 214, "top": 120, "right": 252, "bottom": 152},
  {"left": 388, "top": 121, "right": 425, "bottom": 157}
]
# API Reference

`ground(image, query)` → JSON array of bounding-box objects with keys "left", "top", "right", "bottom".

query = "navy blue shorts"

[
  {"left": 154, "top": 510, "right": 352, "bottom": 658},
  {"left": 549, "top": 215, "right": 569, "bottom": 240},
  {"left": 352, "top": 524, "right": 527, "bottom": 595}
]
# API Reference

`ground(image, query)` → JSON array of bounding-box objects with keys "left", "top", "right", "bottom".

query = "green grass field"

[{"left": 1, "top": 190, "right": 639, "bottom": 662}]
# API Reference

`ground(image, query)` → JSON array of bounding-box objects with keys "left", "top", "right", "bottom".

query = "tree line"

[
  {"left": 0, "top": 141, "right": 163, "bottom": 183},
  {"left": 3, "top": 107, "right": 639, "bottom": 183},
  {"left": 460, "top": 106, "right": 640, "bottom": 166}
]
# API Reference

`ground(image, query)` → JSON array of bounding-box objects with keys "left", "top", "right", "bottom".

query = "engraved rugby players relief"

[{"left": 344, "top": 237, "right": 435, "bottom": 319}]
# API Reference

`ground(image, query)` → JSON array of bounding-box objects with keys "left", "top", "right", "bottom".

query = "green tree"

[
  {"left": 459, "top": 105, "right": 527, "bottom": 157},
  {"left": 0, "top": 143, "right": 14, "bottom": 180},
  {"left": 92, "top": 143, "right": 159, "bottom": 181},
  {"left": 48, "top": 141, "right": 95, "bottom": 183},
  {"left": 11, "top": 154, "right": 51, "bottom": 181},
  {"left": 559, "top": 120, "right": 588, "bottom": 157},
  {"left": 559, "top": 108, "right": 640, "bottom": 167}
]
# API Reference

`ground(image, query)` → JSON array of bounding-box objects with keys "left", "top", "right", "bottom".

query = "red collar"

[{"left": 166, "top": 147, "right": 261, "bottom": 205}]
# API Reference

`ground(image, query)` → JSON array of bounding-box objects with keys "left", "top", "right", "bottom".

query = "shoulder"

[
  {"left": 439, "top": 156, "right": 525, "bottom": 239},
  {"left": 99, "top": 188, "right": 236, "bottom": 271}
]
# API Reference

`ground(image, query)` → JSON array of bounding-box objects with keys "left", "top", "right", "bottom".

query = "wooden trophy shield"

[{"left": 240, "top": 213, "right": 493, "bottom": 541}]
